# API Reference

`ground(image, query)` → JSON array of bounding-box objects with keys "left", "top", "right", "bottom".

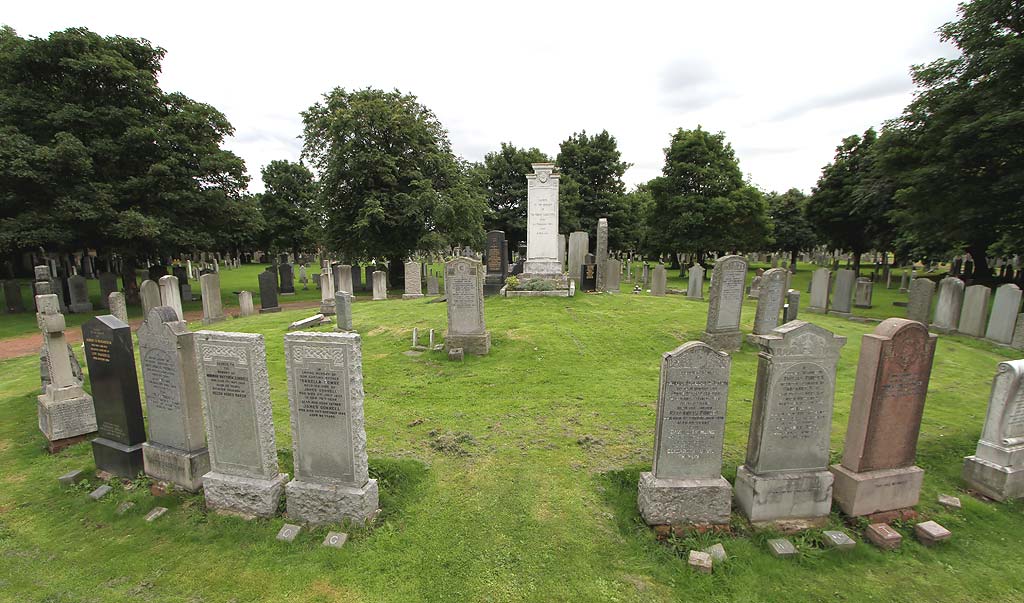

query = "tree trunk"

[
  {"left": 120, "top": 255, "right": 140, "bottom": 305},
  {"left": 388, "top": 255, "right": 405, "bottom": 289},
  {"left": 852, "top": 251, "right": 862, "bottom": 276},
  {"left": 790, "top": 249, "right": 799, "bottom": 273}
]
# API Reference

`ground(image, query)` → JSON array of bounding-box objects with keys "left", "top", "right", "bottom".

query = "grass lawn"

[{"left": 2, "top": 265, "right": 1023, "bottom": 602}]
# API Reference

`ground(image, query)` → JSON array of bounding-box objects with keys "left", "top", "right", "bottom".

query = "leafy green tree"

[
  {"left": 301, "top": 87, "right": 485, "bottom": 284},
  {"left": 805, "top": 128, "right": 889, "bottom": 273},
  {"left": 472, "top": 143, "right": 549, "bottom": 246},
  {"left": 0, "top": 27, "right": 249, "bottom": 292},
  {"left": 880, "top": 0, "right": 1024, "bottom": 279},
  {"left": 646, "top": 126, "right": 766, "bottom": 262},
  {"left": 258, "top": 160, "right": 318, "bottom": 255},
  {"left": 556, "top": 130, "right": 635, "bottom": 249},
  {"left": 766, "top": 188, "right": 817, "bottom": 270}
]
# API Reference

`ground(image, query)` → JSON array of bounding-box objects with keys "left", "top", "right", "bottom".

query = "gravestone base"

[
  {"left": 319, "top": 302, "right": 336, "bottom": 315},
  {"left": 203, "top": 471, "right": 288, "bottom": 518},
  {"left": 929, "top": 325, "right": 956, "bottom": 335},
  {"left": 830, "top": 464, "right": 924, "bottom": 517},
  {"left": 827, "top": 310, "right": 852, "bottom": 318},
  {"left": 522, "top": 260, "right": 563, "bottom": 281},
  {"left": 92, "top": 437, "right": 145, "bottom": 479},
  {"left": 699, "top": 330, "right": 743, "bottom": 353},
  {"left": 445, "top": 331, "right": 490, "bottom": 356},
  {"left": 38, "top": 389, "right": 98, "bottom": 444},
  {"left": 46, "top": 432, "right": 95, "bottom": 454},
  {"left": 201, "top": 315, "right": 226, "bottom": 325},
  {"left": 259, "top": 307, "right": 282, "bottom": 314},
  {"left": 636, "top": 472, "right": 731, "bottom": 525},
  {"left": 69, "top": 302, "right": 94, "bottom": 313},
  {"left": 142, "top": 442, "right": 211, "bottom": 492},
  {"left": 286, "top": 479, "right": 379, "bottom": 526},
  {"left": 402, "top": 293, "right": 424, "bottom": 300},
  {"left": 806, "top": 307, "right": 827, "bottom": 314},
  {"left": 734, "top": 465, "right": 833, "bottom": 524},
  {"left": 962, "top": 455, "right": 1024, "bottom": 501}
]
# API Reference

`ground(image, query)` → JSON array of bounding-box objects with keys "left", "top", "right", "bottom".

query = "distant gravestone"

[
  {"left": 959, "top": 285, "right": 991, "bottom": 337},
  {"left": 98, "top": 272, "right": 118, "bottom": 309},
  {"left": 931, "top": 276, "right": 965, "bottom": 333},
  {"left": 751, "top": 268, "right": 787, "bottom": 338},
  {"left": 445, "top": 257, "right": 490, "bottom": 355},
  {"left": 686, "top": 264, "right": 705, "bottom": 300},
  {"left": 238, "top": 291, "right": 255, "bottom": 317},
  {"left": 158, "top": 275, "right": 183, "bottom": 320},
  {"left": 299, "top": 264, "right": 309, "bottom": 290},
  {"left": 831, "top": 319, "right": 936, "bottom": 516},
  {"left": 284, "top": 332, "right": 379, "bottom": 525},
  {"left": 67, "top": 274, "right": 93, "bottom": 313},
  {"left": 700, "top": 255, "right": 748, "bottom": 352},
  {"left": 808, "top": 268, "right": 830, "bottom": 313},
  {"left": 907, "top": 278, "right": 935, "bottom": 324},
  {"left": 403, "top": 261, "right": 424, "bottom": 300},
  {"left": 364, "top": 266, "right": 374, "bottom": 292},
  {"left": 605, "top": 258, "right": 621, "bottom": 293},
  {"left": 108, "top": 292, "right": 128, "bottom": 324},
  {"left": 637, "top": 342, "right": 732, "bottom": 525},
  {"left": 650, "top": 265, "right": 667, "bottom": 296},
  {"left": 258, "top": 269, "right": 281, "bottom": 313},
  {"left": 748, "top": 275, "right": 762, "bottom": 299},
  {"left": 195, "top": 330, "right": 288, "bottom": 518},
  {"left": 138, "top": 307, "right": 210, "bottom": 491},
  {"left": 484, "top": 231, "right": 508, "bottom": 296},
  {"left": 830, "top": 269, "right": 856, "bottom": 316},
  {"left": 854, "top": 277, "right": 873, "bottom": 308},
  {"left": 735, "top": 321, "right": 846, "bottom": 525},
  {"left": 279, "top": 262, "right": 295, "bottom": 295},
  {"left": 426, "top": 275, "right": 440, "bottom": 296},
  {"left": 372, "top": 271, "right": 387, "bottom": 301},
  {"left": 4, "top": 280, "right": 24, "bottom": 313},
  {"left": 337, "top": 264, "right": 353, "bottom": 294},
  {"left": 334, "top": 291, "right": 353, "bottom": 331},
  {"left": 140, "top": 280, "right": 161, "bottom": 317},
  {"left": 82, "top": 315, "right": 147, "bottom": 478},
  {"left": 35, "top": 294, "right": 97, "bottom": 450},
  {"left": 200, "top": 273, "right": 225, "bottom": 324},
  {"left": 986, "top": 284, "right": 1022, "bottom": 344},
  {"left": 568, "top": 232, "right": 588, "bottom": 283},
  {"left": 596, "top": 218, "right": 609, "bottom": 292},
  {"left": 320, "top": 270, "right": 336, "bottom": 315},
  {"left": 580, "top": 263, "right": 597, "bottom": 292},
  {"left": 783, "top": 289, "right": 800, "bottom": 323},
  {"left": 963, "top": 359, "right": 1024, "bottom": 500}
]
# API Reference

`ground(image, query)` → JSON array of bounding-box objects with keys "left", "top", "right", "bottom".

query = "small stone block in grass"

[
  {"left": 448, "top": 348, "right": 464, "bottom": 362},
  {"left": 823, "top": 530, "right": 856, "bottom": 551},
  {"left": 914, "top": 521, "right": 951, "bottom": 546},
  {"left": 767, "top": 538, "right": 797, "bottom": 558},
  {"left": 688, "top": 550, "right": 713, "bottom": 574},
  {"left": 89, "top": 485, "right": 112, "bottom": 500},
  {"left": 865, "top": 523, "right": 902, "bottom": 550},
  {"left": 116, "top": 501, "right": 135, "bottom": 515},
  {"left": 323, "top": 532, "right": 348, "bottom": 548},
  {"left": 704, "top": 543, "right": 727, "bottom": 563},
  {"left": 937, "top": 494, "right": 962, "bottom": 509},
  {"left": 276, "top": 524, "right": 301, "bottom": 542},
  {"left": 145, "top": 507, "right": 168, "bottom": 522},
  {"left": 58, "top": 469, "right": 85, "bottom": 486}
]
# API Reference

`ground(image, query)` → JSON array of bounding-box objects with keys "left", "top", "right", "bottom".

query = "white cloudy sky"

[{"left": 6, "top": 0, "right": 961, "bottom": 195}]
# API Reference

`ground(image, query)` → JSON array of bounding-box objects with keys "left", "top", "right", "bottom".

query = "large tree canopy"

[
  {"left": 301, "top": 87, "right": 485, "bottom": 269},
  {"left": 0, "top": 27, "right": 250, "bottom": 261},
  {"left": 555, "top": 130, "right": 636, "bottom": 249},
  {"left": 258, "top": 159, "right": 318, "bottom": 255},
  {"left": 766, "top": 188, "right": 817, "bottom": 270},
  {"left": 473, "top": 143, "right": 549, "bottom": 246}
]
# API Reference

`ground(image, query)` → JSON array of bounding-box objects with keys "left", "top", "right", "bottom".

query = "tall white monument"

[{"left": 523, "top": 163, "right": 561, "bottom": 279}]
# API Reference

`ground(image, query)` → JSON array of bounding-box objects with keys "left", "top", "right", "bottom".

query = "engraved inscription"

[
  {"left": 293, "top": 354, "right": 354, "bottom": 482},
  {"left": 655, "top": 361, "right": 728, "bottom": 479},
  {"left": 203, "top": 357, "right": 261, "bottom": 473}
]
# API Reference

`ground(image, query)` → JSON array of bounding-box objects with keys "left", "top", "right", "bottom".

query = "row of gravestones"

[
  {"left": 806, "top": 268, "right": 876, "bottom": 315},
  {"left": 908, "top": 277, "right": 1024, "bottom": 347}
]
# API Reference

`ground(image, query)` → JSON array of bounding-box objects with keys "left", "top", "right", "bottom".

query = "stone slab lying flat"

[
  {"left": 937, "top": 494, "right": 962, "bottom": 509},
  {"left": 688, "top": 550, "right": 713, "bottom": 574},
  {"left": 914, "top": 520, "right": 951, "bottom": 546},
  {"left": 865, "top": 523, "right": 902, "bottom": 550},
  {"left": 704, "top": 543, "right": 727, "bottom": 563},
  {"left": 145, "top": 507, "right": 168, "bottom": 522},
  {"left": 58, "top": 469, "right": 86, "bottom": 486},
  {"left": 88, "top": 485, "right": 112, "bottom": 500},
  {"left": 115, "top": 501, "right": 135, "bottom": 515},
  {"left": 823, "top": 530, "right": 856, "bottom": 551},
  {"left": 276, "top": 524, "right": 302, "bottom": 542},
  {"left": 323, "top": 531, "right": 348, "bottom": 548},
  {"left": 767, "top": 538, "right": 798, "bottom": 558}
]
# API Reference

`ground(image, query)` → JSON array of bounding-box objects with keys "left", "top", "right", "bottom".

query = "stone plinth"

[
  {"left": 831, "top": 464, "right": 925, "bottom": 516},
  {"left": 637, "top": 473, "right": 731, "bottom": 525},
  {"left": 962, "top": 360, "right": 1024, "bottom": 500},
  {"left": 35, "top": 294, "right": 97, "bottom": 447},
  {"left": 733, "top": 465, "right": 833, "bottom": 526}
]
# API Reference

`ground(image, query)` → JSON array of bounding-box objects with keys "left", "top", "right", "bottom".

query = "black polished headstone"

[
  {"left": 484, "top": 230, "right": 508, "bottom": 296},
  {"left": 4, "top": 280, "right": 24, "bottom": 313},
  {"left": 580, "top": 264, "right": 597, "bottom": 292},
  {"left": 259, "top": 268, "right": 281, "bottom": 313},
  {"left": 352, "top": 265, "right": 362, "bottom": 291},
  {"left": 82, "top": 315, "right": 146, "bottom": 478},
  {"left": 278, "top": 262, "right": 295, "bottom": 294}
]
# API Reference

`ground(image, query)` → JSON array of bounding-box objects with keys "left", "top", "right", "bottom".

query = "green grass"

[{"left": 2, "top": 268, "right": 1023, "bottom": 602}]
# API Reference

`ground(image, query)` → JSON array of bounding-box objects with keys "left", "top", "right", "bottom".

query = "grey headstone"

[
  {"left": 907, "top": 278, "right": 935, "bottom": 324},
  {"left": 238, "top": 291, "right": 255, "bottom": 317},
  {"left": 701, "top": 255, "right": 747, "bottom": 351},
  {"left": 334, "top": 291, "right": 353, "bottom": 331},
  {"left": 158, "top": 275, "right": 183, "bottom": 320},
  {"left": 854, "top": 277, "right": 873, "bottom": 308},
  {"left": 931, "top": 277, "right": 964, "bottom": 333},
  {"left": 567, "top": 232, "right": 588, "bottom": 282},
  {"left": 686, "top": 264, "right": 705, "bottom": 299},
  {"left": 200, "top": 273, "right": 225, "bottom": 324},
  {"left": 752, "top": 268, "right": 787, "bottom": 335},
  {"left": 372, "top": 271, "right": 387, "bottom": 301},
  {"left": 809, "top": 268, "right": 830, "bottom": 312},
  {"left": 783, "top": 289, "right": 800, "bottom": 323},
  {"left": 650, "top": 265, "right": 667, "bottom": 296},
  {"left": 596, "top": 218, "right": 609, "bottom": 292},
  {"left": 963, "top": 360, "right": 1024, "bottom": 500},
  {"left": 958, "top": 285, "right": 991, "bottom": 337},
  {"left": 985, "top": 284, "right": 1022, "bottom": 344},
  {"left": 831, "top": 269, "right": 856, "bottom": 315},
  {"left": 444, "top": 257, "right": 490, "bottom": 355}
]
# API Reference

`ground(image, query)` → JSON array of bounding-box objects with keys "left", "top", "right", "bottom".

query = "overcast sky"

[{"left": 6, "top": 1, "right": 962, "bottom": 195}]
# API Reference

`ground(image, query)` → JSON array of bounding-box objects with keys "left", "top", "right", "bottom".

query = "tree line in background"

[{"left": 1, "top": 0, "right": 1020, "bottom": 280}]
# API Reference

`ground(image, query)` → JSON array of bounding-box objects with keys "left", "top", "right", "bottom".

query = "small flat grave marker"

[
  {"left": 145, "top": 507, "right": 168, "bottom": 522},
  {"left": 323, "top": 531, "right": 348, "bottom": 548},
  {"left": 116, "top": 501, "right": 135, "bottom": 515},
  {"left": 914, "top": 521, "right": 951, "bottom": 546},
  {"left": 704, "top": 543, "right": 727, "bottom": 563},
  {"left": 688, "top": 550, "right": 713, "bottom": 574},
  {"left": 89, "top": 485, "right": 112, "bottom": 500},
  {"left": 276, "top": 524, "right": 301, "bottom": 542},
  {"left": 448, "top": 347, "right": 464, "bottom": 362},
  {"left": 823, "top": 530, "right": 856, "bottom": 551},
  {"left": 58, "top": 469, "right": 85, "bottom": 486},
  {"left": 767, "top": 538, "right": 797, "bottom": 558},
  {"left": 865, "top": 523, "right": 902, "bottom": 550},
  {"left": 937, "top": 494, "right": 962, "bottom": 509}
]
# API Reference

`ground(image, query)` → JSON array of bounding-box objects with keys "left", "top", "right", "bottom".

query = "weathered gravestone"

[
  {"left": 279, "top": 261, "right": 295, "bottom": 295},
  {"left": 808, "top": 268, "right": 830, "bottom": 313},
  {"left": 238, "top": 291, "right": 255, "bottom": 317},
  {"left": 650, "top": 265, "right": 667, "bottom": 296},
  {"left": 426, "top": 275, "right": 440, "bottom": 296},
  {"left": 4, "top": 280, "right": 24, "bottom": 313},
  {"left": 596, "top": 218, "right": 609, "bottom": 292},
  {"left": 320, "top": 269, "right": 336, "bottom": 315},
  {"left": 334, "top": 291, "right": 353, "bottom": 331},
  {"left": 568, "top": 232, "right": 588, "bottom": 283},
  {"left": 364, "top": 266, "right": 374, "bottom": 292},
  {"left": 35, "top": 294, "right": 97, "bottom": 451},
  {"left": 445, "top": 257, "right": 490, "bottom": 355},
  {"left": 258, "top": 269, "right": 281, "bottom": 313},
  {"left": 372, "top": 271, "right": 387, "bottom": 301},
  {"left": 196, "top": 331, "right": 288, "bottom": 517},
  {"left": 907, "top": 278, "right": 936, "bottom": 324},
  {"left": 986, "top": 284, "right": 1022, "bottom": 344},
  {"left": 686, "top": 264, "right": 705, "bottom": 300},
  {"left": 107, "top": 292, "right": 128, "bottom": 323},
  {"left": 140, "top": 280, "right": 161, "bottom": 317},
  {"left": 158, "top": 275, "right": 183, "bottom": 320},
  {"left": 200, "top": 273, "right": 225, "bottom": 324},
  {"left": 751, "top": 268, "right": 787, "bottom": 339},
  {"left": 403, "top": 260, "right": 424, "bottom": 300},
  {"left": 284, "top": 332, "right": 379, "bottom": 525},
  {"left": 748, "top": 275, "right": 762, "bottom": 299},
  {"left": 605, "top": 258, "right": 621, "bottom": 293},
  {"left": 854, "top": 278, "right": 873, "bottom": 309},
  {"left": 337, "top": 264, "right": 353, "bottom": 294},
  {"left": 138, "top": 307, "right": 210, "bottom": 491},
  {"left": 637, "top": 342, "right": 732, "bottom": 525},
  {"left": 700, "top": 255, "right": 748, "bottom": 352},
  {"left": 484, "top": 231, "right": 508, "bottom": 296},
  {"left": 830, "top": 269, "right": 856, "bottom": 316},
  {"left": 962, "top": 359, "right": 1024, "bottom": 500},
  {"left": 67, "top": 274, "right": 93, "bottom": 313},
  {"left": 959, "top": 284, "right": 991, "bottom": 337},
  {"left": 98, "top": 272, "right": 118, "bottom": 309},
  {"left": 831, "top": 319, "right": 936, "bottom": 516},
  {"left": 523, "top": 163, "right": 561, "bottom": 279},
  {"left": 82, "top": 315, "right": 147, "bottom": 478},
  {"left": 783, "top": 289, "right": 800, "bottom": 323},
  {"left": 931, "top": 276, "right": 965, "bottom": 333},
  {"left": 734, "top": 321, "right": 846, "bottom": 526}
]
